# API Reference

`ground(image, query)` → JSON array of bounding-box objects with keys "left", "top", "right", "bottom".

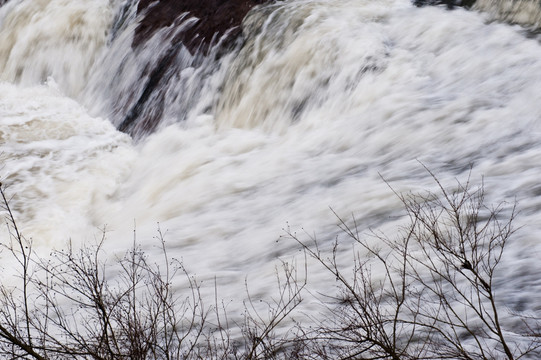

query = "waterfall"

[
  {"left": 0, "top": 0, "right": 116, "bottom": 96},
  {"left": 1, "top": 0, "right": 541, "bottom": 356}
]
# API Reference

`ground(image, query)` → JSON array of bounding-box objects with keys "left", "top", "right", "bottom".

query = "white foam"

[{"left": 1, "top": 0, "right": 541, "bottom": 343}]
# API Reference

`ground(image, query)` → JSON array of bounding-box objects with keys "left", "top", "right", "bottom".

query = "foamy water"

[{"left": 1, "top": 0, "right": 541, "bottom": 351}]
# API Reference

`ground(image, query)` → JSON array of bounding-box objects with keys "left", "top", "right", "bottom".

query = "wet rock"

[
  {"left": 413, "top": 0, "right": 476, "bottom": 9},
  {"left": 134, "top": 0, "right": 270, "bottom": 53},
  {"left": 118, "top": 0, "right": 272, "bottom": 136}
]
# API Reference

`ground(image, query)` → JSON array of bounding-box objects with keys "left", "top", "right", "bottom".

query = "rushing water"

[{"left": 1, "top": 0, "right": 541, "bottom": 350}]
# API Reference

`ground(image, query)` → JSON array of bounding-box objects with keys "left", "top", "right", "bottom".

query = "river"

[{"left": 1, "top": 0, "right": 541, "bottom": 356}]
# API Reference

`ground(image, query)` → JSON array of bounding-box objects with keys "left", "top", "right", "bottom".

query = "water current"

[{"left": 1, "top": 0, "right": 541, "bottom": 353}]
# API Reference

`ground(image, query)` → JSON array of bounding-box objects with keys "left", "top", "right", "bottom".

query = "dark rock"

[
  {"left": 134, "top": 0, "right": 270, "bottom": 53},
  {"left": 413, "top": 0, "right": 476, "bottom": 9},
  {"left": 118, "top": 0, "right": 273, "bottom": 136}
]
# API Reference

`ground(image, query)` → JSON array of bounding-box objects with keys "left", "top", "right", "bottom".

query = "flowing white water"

[
  {"left": 1, "top": 0, "right": 541, "bottom": 347},
  {"left": 0, "top": 0, "right": 115, "bottom": 96}
]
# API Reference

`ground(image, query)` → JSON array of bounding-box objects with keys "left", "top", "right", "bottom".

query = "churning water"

[{"left": 1, "top": 0, "right": 541, "bottom": 349}]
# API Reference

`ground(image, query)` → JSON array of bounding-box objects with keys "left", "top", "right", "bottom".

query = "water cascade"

[{"left": 1, "top": 0, "right": 541, "bottom": 356}]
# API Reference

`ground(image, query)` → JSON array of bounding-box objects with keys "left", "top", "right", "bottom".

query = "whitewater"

[{"left": 1, "top": 0, "right": 541, "bottom": 352}]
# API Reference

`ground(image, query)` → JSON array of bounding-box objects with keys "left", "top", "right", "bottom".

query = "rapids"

[{"left": 1, "top": 0, "right": 541, "bottom": 352}]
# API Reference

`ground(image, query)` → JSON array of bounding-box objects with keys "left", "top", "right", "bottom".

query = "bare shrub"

[
  {"left": 0, "top": 182, "right": 304, "bottom": 360},
  {"left": 1, "top": 167, "right": 540, "bottom": 360},
  {"left": 286, "top": 169, "right": 541, "bottom": 360}
]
